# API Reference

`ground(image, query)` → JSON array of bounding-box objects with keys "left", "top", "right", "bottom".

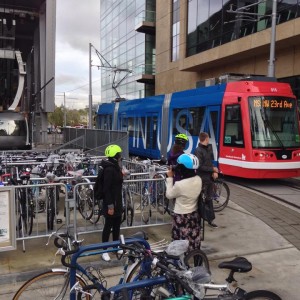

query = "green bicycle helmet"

[
  {"left": 105, "top": 144, "right": 122, "bottom": 158},
  {"left": 175, "top": 133, "right": 188, "bottom": 145}
]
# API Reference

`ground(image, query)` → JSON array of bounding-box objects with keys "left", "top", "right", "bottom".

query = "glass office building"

[
  {"left": 155, "top": 0, "right": 300, "bottom": 100},
  {"left": 100, "top": 0, "right": 155, "bottom": 103},
  {"left": 100, "top": 0, "right": 300, "bottom": 104},
  {"left": 187, "top": 0, "right": 300, "bottom": 56}
]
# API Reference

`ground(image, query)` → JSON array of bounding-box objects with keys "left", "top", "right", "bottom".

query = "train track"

[{"left": 226, "top": 177, "right": 300, "bottom": 211}]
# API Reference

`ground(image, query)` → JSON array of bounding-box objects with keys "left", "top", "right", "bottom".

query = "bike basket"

[
  {"left": 165, "top": 240, "right": 189, "bottom": 256},
  {"left": 189, "top": 266, "right": 211, "bottom": 284}
]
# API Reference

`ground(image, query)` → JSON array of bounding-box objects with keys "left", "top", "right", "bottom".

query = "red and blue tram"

[{"left": 96, "top": 78, "right": 300, "bottom": 179}]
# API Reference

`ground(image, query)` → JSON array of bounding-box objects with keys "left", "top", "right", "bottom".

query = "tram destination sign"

[{"left": 252, "top": 98, "right": 294, "bottom": 109}]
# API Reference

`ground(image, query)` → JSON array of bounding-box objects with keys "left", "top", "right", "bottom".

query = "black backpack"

[{"left": 94, "top": 165, "right": 105, "bottom": 200}]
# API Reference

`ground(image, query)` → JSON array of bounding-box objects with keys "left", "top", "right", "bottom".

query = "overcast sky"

[{"left": 55, "top": 0, "right": 101, "bottom": 109}]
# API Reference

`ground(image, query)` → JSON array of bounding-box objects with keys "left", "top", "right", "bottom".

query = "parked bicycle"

[
  {"left": 211, "top": 173, "right": 230, "bottom": 212},
  {"left": 139, "top": 158, "right": 168, "bottom": 223},
  {"left": 121, "top": 168, "right": 135, "bottom": 226}
]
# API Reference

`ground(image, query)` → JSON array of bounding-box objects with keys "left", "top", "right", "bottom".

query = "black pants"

[
  {"left": 102, "top": 215, "right": 122, "bottom": 245},
  {"left": 202, "top": 179, "right": 215, "bottom": 223}
]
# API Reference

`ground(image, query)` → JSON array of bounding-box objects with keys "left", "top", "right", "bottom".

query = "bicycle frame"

[{"left": 68, "top": 237, "right": 166, "bottom": 300}]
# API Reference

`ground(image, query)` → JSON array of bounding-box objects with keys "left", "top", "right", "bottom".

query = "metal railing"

[{"left": 11, "top": 166, "right": 170, "bottom": 251}]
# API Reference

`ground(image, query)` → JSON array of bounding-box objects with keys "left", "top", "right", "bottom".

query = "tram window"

[
  {"left": 172, "top": 107, "right": 203, "bottom": 135},
  {"left": 138, "top": 117, "right": 145, "bottom": 137},
  {"left": 120, "top": 117, "right": 128, "bottom": 131},
  {"left": 224, "top": 105, "right": 244, "bottom": 147},
  {"left": 128, "top": 117, "right": 134, "bottom": 137}
]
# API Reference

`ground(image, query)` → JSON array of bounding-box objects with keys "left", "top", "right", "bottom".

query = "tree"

[{"left": 48, "top": 106, "right": 64, "bottom": 127}]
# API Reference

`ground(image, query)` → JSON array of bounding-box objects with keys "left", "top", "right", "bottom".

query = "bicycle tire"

[
  {"left": 141, "top": 187, "right": 151, "bottom": 224},
  {"left": 244, "top": 290, "right": 282, "bottom": 300},
  {"left": 27, "top": 200, "right": 34, "bottom": 236},
  {"left": 125, "top": 260, "right": 167, "bottom": 300},
  {"left": 12, "top": 270, "right": 90, "bottom": 300},
  {"left": 153, "top": 173, "right": 166, "bottom": 215},
  {"left": 183, "top": 249, "right": 210, "bottom": 272},
  {"left": 89, "top": 198, "right": 102, "bottom": 224},
  {"left": 122, "top": 187, "right": 134, "bottom": 226},
  {"left": 212, "top": 180, "right": 230, "bottom": 212},
  {"left": 47, "top": 189, "right": 56, "bottom": 231},
  {"left": 77, "top": 184, "right": 94, "bottom": 220}
]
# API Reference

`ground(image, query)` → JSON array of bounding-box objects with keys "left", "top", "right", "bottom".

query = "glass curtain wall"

[
  {"left": 187, "top": 0, "right": 300, "bottom": 57},
  {"left": 171, "top": 0, "right": 180, "bottom": 61},
  {"left": 100, "top": 0, "right": 155, "bottom": 103}
]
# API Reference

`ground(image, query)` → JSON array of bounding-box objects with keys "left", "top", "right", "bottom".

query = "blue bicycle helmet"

[{"left": 177, "top": 153, "right": 199, "bottom": 169}]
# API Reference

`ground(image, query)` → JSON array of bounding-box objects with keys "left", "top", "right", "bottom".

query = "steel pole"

[
  {"left": 88, "top": 43, "right": 93, "bottom": 129},
  {"left": 267, "top": 0, "right": 277, "bottom": 77},
  {"left": 63, "top": 92, "right": 66, "bottom": 127}
]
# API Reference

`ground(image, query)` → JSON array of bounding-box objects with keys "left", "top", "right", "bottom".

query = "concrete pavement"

[{"left": 1, "top": 183, "right": 300, "bottom": 299}]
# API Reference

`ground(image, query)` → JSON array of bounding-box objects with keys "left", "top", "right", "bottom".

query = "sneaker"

[
  {"left": 208, "top": 222, "right": 218, "bottom": 229},
  {"left": 102, "top": 253, "right": 111, "bottom": 262}
]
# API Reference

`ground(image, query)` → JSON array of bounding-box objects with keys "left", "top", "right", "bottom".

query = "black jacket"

[
  {"left": 101, "top": 158, "right": 123, "bottom": 217},
  {"left": 194, "top": 143, "right": 214, "bottom": 182}
]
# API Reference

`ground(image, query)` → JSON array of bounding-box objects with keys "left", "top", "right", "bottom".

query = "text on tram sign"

[{"left": 252, "top": 99, "right": 294, "bottom": 109}]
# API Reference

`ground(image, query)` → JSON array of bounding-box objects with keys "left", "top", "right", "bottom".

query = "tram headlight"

[{"left": 254, "top": 151, "right": 274, "bottom": 160}]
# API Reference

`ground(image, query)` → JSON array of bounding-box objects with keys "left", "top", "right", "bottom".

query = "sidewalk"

[{"left": 1, "top": 201, "right": 300, "bottom": 299}]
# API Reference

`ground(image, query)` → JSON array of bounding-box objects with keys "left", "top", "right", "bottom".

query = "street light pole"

[
  {"left": 63, "top": 92, "right": 66, "bottom": 127},
  {"left": 268, "top": 0, "right": 277, "bottom": 77},
  {"left": 88, "top": 43, "right": 93, "bottom": 129}
]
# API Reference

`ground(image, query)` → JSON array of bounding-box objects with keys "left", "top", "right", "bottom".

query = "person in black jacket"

[
  {"left": 194, "top": 132, "right": 219, "bottom": 228},
  {"left": 100, "top": 144, "right": 123, "bottom": 261}
]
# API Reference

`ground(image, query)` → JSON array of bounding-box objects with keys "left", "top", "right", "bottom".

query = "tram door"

[
  {"left": 202, "top": 106, "right": 220, "bottom": 163},
  {"left": 145, "top": 113, "right": 159, "bottom": 158}
]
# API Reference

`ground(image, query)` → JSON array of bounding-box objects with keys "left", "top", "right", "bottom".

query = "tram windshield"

[
  {"left": 0, "top": 119, "right": 27, "bottom": 136},
  {"left": 249, "top": 96, "right": 300, "bottom": 148}
]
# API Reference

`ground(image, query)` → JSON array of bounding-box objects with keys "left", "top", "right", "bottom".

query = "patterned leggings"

[{"left": 171, "top": 210, "right": 201, "bottom": 251}]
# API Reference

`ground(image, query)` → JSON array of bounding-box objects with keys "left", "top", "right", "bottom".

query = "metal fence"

[
  {"left": 61, "top": 128, "right": 129, "bottom": 158},
  {"left": 11, "top": 163, "right": 170, "bottom": 251}
]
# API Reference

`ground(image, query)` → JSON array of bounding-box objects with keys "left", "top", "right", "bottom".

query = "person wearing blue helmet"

[{"left": 165, "top": 153, "right": 202, "bottom": 251}]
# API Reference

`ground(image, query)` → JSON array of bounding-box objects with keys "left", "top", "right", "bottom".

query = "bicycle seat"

[{"left": 218, "top": 256, "right": 252, "bottom": 273}]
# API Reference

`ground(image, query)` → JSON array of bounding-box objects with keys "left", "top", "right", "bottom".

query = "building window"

[
  {"left": 187, "top": 0, "right": 300, "bottom": 57},
  {"left": 171, "top": 0, "right": 180, "bottom": 61}
]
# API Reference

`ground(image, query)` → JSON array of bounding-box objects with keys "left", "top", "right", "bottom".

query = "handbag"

[{"left": 198, "top": 195, "right": 210, "bottom": 222}]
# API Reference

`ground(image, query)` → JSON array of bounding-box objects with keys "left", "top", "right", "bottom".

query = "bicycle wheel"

[
  {"left": 17, "top": 189, "right": 28, "bottom": 235},
  {"left": 13, "top": 270, "right": 90, "bottom": 299},
  {"left": 153, "top": 174, "right": 166, "bottom": 215},
  {"left": 77, "top": 184, "right": 94, "bottom": 220},
  {"left": 47, "top": 189, "right": 56, "bottom": 231},
  {"left": 27, "top": 198, "right": 35, "bottom": 236},
  {"left": 89, "top": 198, "right": 102, "bottom": 224},
  {"left": 126, "top": 260, "right": 168, "bottom": 300},
  {"left": 212, "top": 180, "right": 230, "bottom": 212},
  {"left": 244, "top": 290, "right": 282, "bottom": 300},
  {"left": 122, "top": 186, "right": 134, "bottom": 226},
  {"left": 141, "top": 187, "right": 151, "bottom": 224},
  {"left": 183, "top": 249, "right": 210, "bottom": 272}
]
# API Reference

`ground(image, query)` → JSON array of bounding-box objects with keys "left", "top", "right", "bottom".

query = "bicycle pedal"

[{"left": 56, "top": 219, "right": 62, "bottom": 224}]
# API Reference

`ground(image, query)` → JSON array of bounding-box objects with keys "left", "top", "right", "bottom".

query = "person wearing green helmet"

[
  {"left": 168, "top": 133, "right": 189, "bottom": 182},
  {"left": 98, "top": 144, "right": 123, "bottom": 261}
]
